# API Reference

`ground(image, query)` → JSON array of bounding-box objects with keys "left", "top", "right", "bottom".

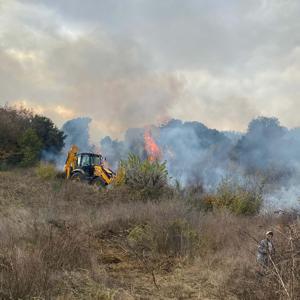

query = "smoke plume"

[
  {"left": 100, "top": 117, "right": 300, "bottom": 210},
  {"left": 47, "top": 117, "right": 93, "bottom": 168},
  {"left": 62, "top": 117, "right": 92, "bottom": 152}
]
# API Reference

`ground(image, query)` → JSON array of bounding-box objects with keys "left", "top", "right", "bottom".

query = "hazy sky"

[{"left": 0, "top": 0, "right": 300, "bottom": 140}]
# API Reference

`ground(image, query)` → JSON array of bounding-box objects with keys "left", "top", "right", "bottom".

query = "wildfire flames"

[{"left": 144, "top": 128, "right": 161, "bottom": 162}]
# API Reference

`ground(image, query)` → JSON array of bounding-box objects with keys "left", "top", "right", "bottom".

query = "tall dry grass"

[{"left": 0, "top": 169, "right": 299, "bottom": 299}]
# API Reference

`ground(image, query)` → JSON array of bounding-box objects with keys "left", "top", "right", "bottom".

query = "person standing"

[{"left": 257, "top": 231, "right": 275, "bottom": 267}]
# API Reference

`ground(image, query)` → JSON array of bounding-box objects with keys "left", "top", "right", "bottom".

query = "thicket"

[
  {"left": 117, "top": 154, "right": 169, "bottom": 199},
  {"left": 0, "top": 105, "right": 65, "bottom": 168},
  {"left": 185, "top": 179, "right": 263, "bottom": 216}
]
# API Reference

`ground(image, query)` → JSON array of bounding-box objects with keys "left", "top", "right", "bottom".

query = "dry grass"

[{"left": 0, "top": 169, "right": 299, "bottom": 299}]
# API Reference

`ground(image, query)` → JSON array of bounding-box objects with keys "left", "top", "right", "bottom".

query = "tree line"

[{"left": 0, "top": 105, "right": 65, "bottom": 168}]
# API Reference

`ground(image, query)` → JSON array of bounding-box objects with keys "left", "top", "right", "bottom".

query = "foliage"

[
  {"left": 128, "top": 219, "right": 199, "bottom": 257},
  {"left": 119, "top": 153, "right": 169, "bottom": 199},
  {"left": 164, "top": 219, "right": 199, "bottom": 257},
  {"left": 208, "top": 179, "right": 263, "bottom": 215},
  {"left": 31, "top": 115, "right": 65, "bottom": 154},
  {"left": 128, "top": 224, "right": 153, "bottom": 250},
  {"left": 19, "top": 128, "right": 43, "bottom": 167},
  {"left": 0, "top": 106, "right": 31, "bottom": 165},
  {"left": 0, "top": 105, "right": 65, "bottom": 166},
  {"left": 35, "top": 162, "right": 58, "bottom": 180},
  {"left": 212, "top": 180, "right": 263, "bottom": 215},
  {"left": 184, "top": 184, "right": 210, "bottom": 211},
  {"left": 187, "top": 179, "right": 263, "bottom": 216},
  {"left": 113, "top": 165, "right": 126, "bottom": 186}
]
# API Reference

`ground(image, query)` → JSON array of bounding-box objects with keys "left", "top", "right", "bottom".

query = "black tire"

[
  {"left": 70, "top": 172, "right": 85, "bottom": 182},
  {"left": 92, "top": 177, "right": 107, "bottom": 189}
]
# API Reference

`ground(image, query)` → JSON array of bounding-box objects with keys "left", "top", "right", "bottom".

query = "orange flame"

[{"left": 144, "top": 128, "right": 161, "bottom": 162}]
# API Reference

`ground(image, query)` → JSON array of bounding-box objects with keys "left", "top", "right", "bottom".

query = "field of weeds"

[{"left": 0, "top": 168, "right": 299, "bottom": 299}]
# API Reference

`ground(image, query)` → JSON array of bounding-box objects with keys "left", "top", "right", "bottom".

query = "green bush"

[
  {"left": 186, "top": 179, "right": 263, "bottom": 216},
  {"left": 120, "top": 154, "right": 169, "bottom": 199},
  {"left": 127, "top": 219, "right": 199, "bottom": 257},
  {"left": 207, "top": 179, "right": 263, "bottom": 215},
  {"left": 35, "top": 163, "right": 58, "bottom": 180}
]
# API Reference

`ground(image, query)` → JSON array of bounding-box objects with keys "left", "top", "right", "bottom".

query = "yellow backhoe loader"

[{"left": 64, "top": 145, "right": 115, "bottom": 187}]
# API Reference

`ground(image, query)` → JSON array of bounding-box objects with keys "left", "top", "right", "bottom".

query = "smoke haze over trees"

[
  {"left": 100, "top": 117, "right": 300, "bottom": 183},
  {"left": 62, "top": 117, "right": 92, "bottom": 152},
  {"left": 98, "top": 117, "right": 300, "bottom": 209}
]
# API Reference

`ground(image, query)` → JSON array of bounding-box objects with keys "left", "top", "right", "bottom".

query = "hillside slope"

[{"left": 0, "top": 170, "right": 299, "bottom": 299}]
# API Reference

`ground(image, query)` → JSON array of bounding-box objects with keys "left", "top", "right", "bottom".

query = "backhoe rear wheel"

[{"left": 70, "top": 172, "right": 85, "bottom": 182}]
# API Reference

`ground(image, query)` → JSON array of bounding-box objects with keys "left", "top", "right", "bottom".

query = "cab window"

[
  {"left": 91, "top": 155, "right": 102, "bottom": 165},
  {"left": 80, "top": 155, "right": 90, "bottom": 166},
  {"left": 77, "top": 155, "right": 81, "bottom": 166}
]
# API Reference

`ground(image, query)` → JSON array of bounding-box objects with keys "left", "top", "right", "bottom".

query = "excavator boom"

[{"left": 65, "top": 145, "right": 79, "bottom": 179}]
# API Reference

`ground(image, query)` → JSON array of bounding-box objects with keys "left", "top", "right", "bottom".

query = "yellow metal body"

[
  {"left": 64, "top": 144, "right": 115, "bottom": 186},
  {"left": 94, "top": 165, "right": 114, "bottom": 185},
  {"left": 64, "top": 145, "right": 78, "bottom": 179}
]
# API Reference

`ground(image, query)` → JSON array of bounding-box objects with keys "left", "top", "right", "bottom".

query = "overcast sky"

[{"left": 0, "top": 0, "right": 300, "bottom": 140}]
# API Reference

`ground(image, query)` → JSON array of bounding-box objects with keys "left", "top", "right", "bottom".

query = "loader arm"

[{"left": 94, "top": 165, "right": 115, "bottom": 185}]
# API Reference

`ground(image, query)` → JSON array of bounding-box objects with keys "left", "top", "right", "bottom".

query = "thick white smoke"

[{"left": 100, "top": 117, "right": 300, "bottom": 210}]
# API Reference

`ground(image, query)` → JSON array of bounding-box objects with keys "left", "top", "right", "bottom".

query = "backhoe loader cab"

[
  {"left": 65, "top": 145, "right": 115, "bottom": 187},
  {"left": 76, "top": 152, "right": 103, "bottom": 176}
]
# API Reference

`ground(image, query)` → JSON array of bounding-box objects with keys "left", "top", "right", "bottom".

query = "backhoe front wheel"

[{"left": 93, "top": 177, "right": 107, "bottom": 189}]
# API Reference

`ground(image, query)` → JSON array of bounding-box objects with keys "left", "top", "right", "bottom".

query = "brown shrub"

[
  {"left": 0, "top": 221, "right": 97, "bottom": 299},
  {"left": 128, "top": 219, "right": 199, "bottom": 258},
  {"left": 0, "top": 246, "right": 48, "bottom": 299}
]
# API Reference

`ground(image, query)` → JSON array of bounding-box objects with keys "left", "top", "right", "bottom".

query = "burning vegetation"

[{"left": 144, "top": 127, "right": 161, "bottom": 162}]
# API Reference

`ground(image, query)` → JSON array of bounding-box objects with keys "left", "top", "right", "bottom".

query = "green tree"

[
  {"left": 0, "top": 106, "right": 65, "bottom": 167},
  {"left": 31, "top": 115, "right": 65, "bottom": 153},
  {"left": 0, "top": 106, "right": 32, "bottom": 165},
  {"left": 19, "top": 129, "right": 43, "bottom": 167}
]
